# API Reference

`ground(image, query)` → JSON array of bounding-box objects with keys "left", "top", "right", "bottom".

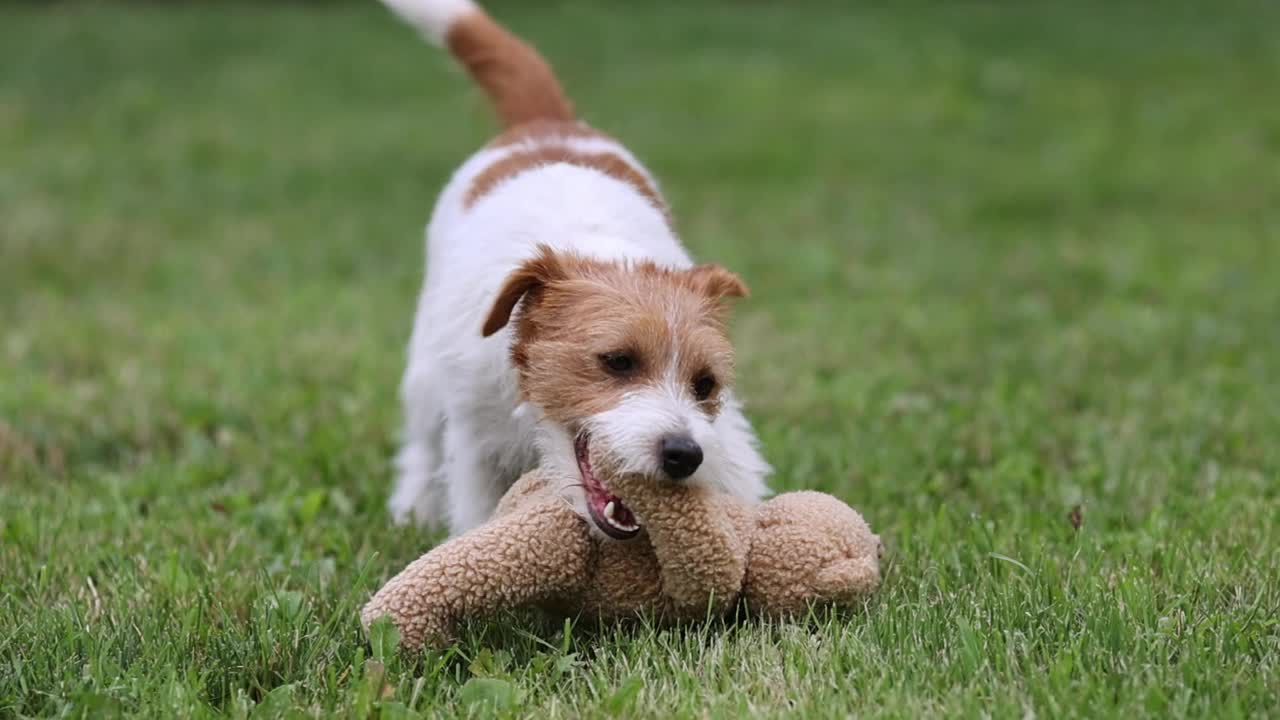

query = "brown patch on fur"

[
  {"left": 483, "top": 247, "right": 746, "bottom": 424},
  {"left": 481, "top": 250, "right": 567, "bottom": 337},
  {"left": 464, "top": 145, "right": 666, "bottom": 214},
  {"left": 486, "top": 119, "right": 604, "bottom": 149},
  {"left": 445, "top": 12, "right": 575, "bottom": 128},
  {"left": 686, "top": 264, "right": 750, "bottom": 300}
]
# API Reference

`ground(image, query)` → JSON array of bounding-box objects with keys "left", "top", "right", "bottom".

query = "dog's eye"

[
  {"left": 692, "top": 373, "right": 717, "bottom": 401},
  {"left": 599, "top": 352, "right": 637, "bottom": 376}
]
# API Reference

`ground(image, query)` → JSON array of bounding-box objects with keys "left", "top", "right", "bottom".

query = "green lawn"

[{"left": 3, "top": 0, "right": 1279, "bottom": 717}]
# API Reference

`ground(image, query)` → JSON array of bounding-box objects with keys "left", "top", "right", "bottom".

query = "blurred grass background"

[{"left": 2, "top": 1, "right": 1278, "bottom": 717}]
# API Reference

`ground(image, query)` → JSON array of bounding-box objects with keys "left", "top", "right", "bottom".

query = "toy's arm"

[
  {"left": 361, "top": 500, "right": 593, "bottom": 649},
  {"left": 610, "top": 475, "right": 750, "bottom": 613}
]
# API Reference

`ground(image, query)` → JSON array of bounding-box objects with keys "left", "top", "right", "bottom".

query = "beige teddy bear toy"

[{"left": 362, "top": 467, "right": 882, "bottom": 650}]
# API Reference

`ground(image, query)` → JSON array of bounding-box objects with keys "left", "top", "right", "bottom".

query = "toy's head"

[{"left": 744, "top": 491, "right": 883, "bottom": 616}]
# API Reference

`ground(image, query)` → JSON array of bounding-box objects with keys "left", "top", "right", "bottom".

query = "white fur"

[
  {"left": 384, "top": 5, "right": 771, "bottom": 535},
  {"left": 589, "top": 362, "right": 769, "bottom": 499},
  {"left": 380, "top": 0, "right": 477, "bottom": 45}
]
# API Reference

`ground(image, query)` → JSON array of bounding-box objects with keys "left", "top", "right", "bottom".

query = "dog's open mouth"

[{"left": 574, "top": 433, "right": 641, "bottom": 540}]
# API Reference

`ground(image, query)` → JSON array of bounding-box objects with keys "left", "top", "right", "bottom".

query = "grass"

[{"left": 2, "top": 0, "right": 1279, "bottom": 716}]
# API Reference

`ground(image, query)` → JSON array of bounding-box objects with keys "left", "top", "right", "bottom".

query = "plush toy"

[{"left": 362, "top": 468, "right": 882, "bottom": 649}]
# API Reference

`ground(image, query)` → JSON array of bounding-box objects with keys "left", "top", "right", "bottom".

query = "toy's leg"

[{"left": 362, "top": 499, "right": 593, "bottom": 650}]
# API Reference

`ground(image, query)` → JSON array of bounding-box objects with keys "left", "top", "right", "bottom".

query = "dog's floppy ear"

[
  {"left": 482, "top": 246, "right": 567, "bottom": 336},
  {"left": 686, "top": 263, "right": 749, "bottom": 301}
]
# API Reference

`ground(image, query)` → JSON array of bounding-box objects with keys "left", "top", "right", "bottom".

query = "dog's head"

[{"left": 482, "top": 245, "right": 748, "bottom": 540}]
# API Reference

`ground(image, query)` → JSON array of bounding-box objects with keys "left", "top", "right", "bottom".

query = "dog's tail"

[{"left": 379, "top": 0, "right": 575, "bottom": 128}]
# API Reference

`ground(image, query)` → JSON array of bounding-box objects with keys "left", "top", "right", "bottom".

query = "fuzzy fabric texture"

[{"left": 362, "top": 470, "right": 881, "bottom": 649}]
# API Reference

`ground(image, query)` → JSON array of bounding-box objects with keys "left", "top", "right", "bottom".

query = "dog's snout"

[{"left": 660, "top": 434, "right": 703, "bottom": 479}]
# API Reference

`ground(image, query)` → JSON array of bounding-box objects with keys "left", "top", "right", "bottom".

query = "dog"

[{"left": 380, "top": 0, "right": 771, "bottom": 539}]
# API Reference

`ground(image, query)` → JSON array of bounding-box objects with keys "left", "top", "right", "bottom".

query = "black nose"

[{"left": 660, "top": 434, "right": 703, "bottom": 479}]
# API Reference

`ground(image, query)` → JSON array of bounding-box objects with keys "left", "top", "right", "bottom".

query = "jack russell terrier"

[{"left": 380, "top": 0, "right": 771, "bottom": 540}]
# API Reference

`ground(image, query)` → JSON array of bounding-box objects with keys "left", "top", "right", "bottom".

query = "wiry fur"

[{"left": 380, "top": 0, "right": 771, "bottom": 535}]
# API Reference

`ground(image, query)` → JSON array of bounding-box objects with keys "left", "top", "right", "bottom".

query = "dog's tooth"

[{"left": 604, "top": 501, "right": 616, "bottom": 519}]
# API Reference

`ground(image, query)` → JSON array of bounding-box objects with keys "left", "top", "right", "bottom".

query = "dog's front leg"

[{"left": 442, "top": 419, "right": 517, "bottom": 534}]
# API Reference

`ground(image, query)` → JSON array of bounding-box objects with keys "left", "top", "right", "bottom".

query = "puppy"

[{"left": 380, "top": 0, "right": 771, "bottom": 539}]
